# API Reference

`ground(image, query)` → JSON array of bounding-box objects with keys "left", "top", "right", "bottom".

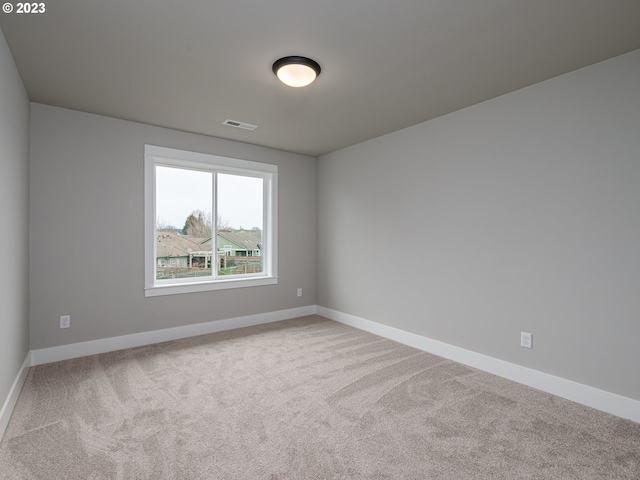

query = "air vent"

[{"left": 223, "top": 119, "right": 258, "bottom": 130}]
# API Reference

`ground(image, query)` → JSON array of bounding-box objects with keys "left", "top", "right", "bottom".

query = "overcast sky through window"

[{"left": 156, "top": 166, "right": 263, "bottom": 231}]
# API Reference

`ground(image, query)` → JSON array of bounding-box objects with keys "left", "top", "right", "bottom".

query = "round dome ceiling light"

[{"left": 272, "top": 56, "right": 321, "bottom": 88}]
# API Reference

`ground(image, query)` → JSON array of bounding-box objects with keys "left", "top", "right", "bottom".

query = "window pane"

[
  {"left": 155, "top": 166, "right": 213, "bottom": 280},
  {"left": 217, "top": 173, "right": 264, "bottom": 276}
]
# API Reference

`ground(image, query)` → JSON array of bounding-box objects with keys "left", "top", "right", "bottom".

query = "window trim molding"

[{"left": 144, "top": 145, "right": 278, "bottom": 297}]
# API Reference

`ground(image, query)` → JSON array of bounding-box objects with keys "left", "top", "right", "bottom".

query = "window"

[{"left": 144, "top": 145, "right": 278, "bottom": 296}]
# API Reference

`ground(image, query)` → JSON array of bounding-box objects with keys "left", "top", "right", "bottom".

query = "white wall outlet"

[
  {"left": 520, "top": 331, "right": 532, "bottom": 349},
  {"left": 60, "top": 315, "right": 70, "bottom": 329},
  {"left": 297, "top": 288, "right": 303, "bottom": 297}
]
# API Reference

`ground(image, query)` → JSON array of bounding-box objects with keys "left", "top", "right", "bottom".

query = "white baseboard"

[
  {"left": 0, "top": 353, "right": 31, "bottom": 441},
  {"left": 25, "top": 304, "right": 640, "bottom": 424},
  {"left": 31, "top": 305, "right": 316, "bottom": 366},
  {"left": 316, "top": 306, "right": 640, "bottom": 424}
]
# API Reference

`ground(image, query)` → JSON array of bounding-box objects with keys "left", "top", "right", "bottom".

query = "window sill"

[{"left": 144, "top": 276, "right": 278, "bottom": 297}]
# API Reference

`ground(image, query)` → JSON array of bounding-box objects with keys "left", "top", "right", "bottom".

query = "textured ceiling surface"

[{"left": 2, "top": 0, "right": 640, "bottom": 156}]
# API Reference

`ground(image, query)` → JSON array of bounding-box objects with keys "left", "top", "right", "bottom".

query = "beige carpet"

[{"left": 1, "top": 315, "right": 638, "bottom": 479}]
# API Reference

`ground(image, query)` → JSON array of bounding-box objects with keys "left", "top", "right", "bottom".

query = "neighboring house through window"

[{"left": 144, "top": 145, "right": 278, "bottom": 296}]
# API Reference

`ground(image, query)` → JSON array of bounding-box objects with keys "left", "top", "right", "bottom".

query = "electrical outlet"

[
  {"left": 60, "top": 315, "right": 71, "bottom": 329},
  {"left": 297, "top": 288, "right": 303, "bottom": 297},
  {"left": 520, "top": 331, "right": 532, "bottom": 349}
]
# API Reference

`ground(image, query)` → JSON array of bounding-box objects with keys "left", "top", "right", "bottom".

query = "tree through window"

[{"left": 144, "top": 145, "right": 278, "bottom": 296}]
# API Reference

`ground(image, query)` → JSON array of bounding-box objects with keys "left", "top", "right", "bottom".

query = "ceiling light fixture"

[{"left": 272, "top": 56, "right": 321, "bottom": 87}]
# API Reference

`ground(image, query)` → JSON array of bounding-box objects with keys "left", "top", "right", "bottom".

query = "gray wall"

[
  {"left": 0, "top": 29, "right": 30, "bottom": 405},
  {"left": 318, "top": 50, "right": 640, "bottom": 401},
  {"left": 30, "top": 104, "right": 317, "bottom": 349}
]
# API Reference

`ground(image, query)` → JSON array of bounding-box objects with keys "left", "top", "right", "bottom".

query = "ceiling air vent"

[{"left": 223, "top": 119, "right": 258, "bottom": 130}]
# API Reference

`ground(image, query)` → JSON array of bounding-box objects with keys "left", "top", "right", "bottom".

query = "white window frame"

[{"left": 144, "top": 145, "right": 278, "bottom": 297}]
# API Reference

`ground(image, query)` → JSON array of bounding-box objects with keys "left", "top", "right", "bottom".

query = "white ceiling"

[{"left": 2, "top": 1, "right": 640, "bottom": 157}]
